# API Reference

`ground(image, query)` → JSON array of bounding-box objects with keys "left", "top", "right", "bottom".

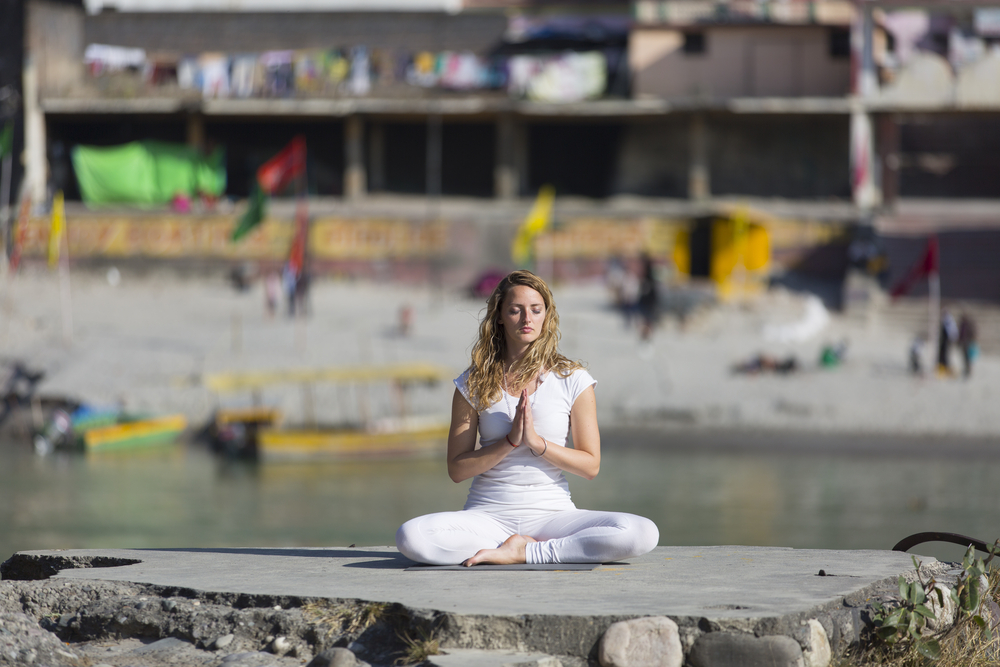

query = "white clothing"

[
  {"left": 395, "top": 368, "right": 660, "bottom": 565},
  {"left": 456, "top": 367, "right": 594, "bottom": 513}
]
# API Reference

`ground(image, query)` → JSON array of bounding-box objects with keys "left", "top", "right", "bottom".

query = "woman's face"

[{"left": 500, "top": 284, "right": 546, "bottom": 350}]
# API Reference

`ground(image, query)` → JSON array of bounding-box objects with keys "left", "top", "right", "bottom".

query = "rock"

[
  {"left": 801, "top": 619, "right": 831, "bottom": 667},
  {"left": 270, "top": 635, "right": 291, "bottom": 654},
  {"left": 307, "top": 647, "right": 371, "bottom": 667},
  {"left": 688, "top": 632, "right": 803, "bottom": 667},
  {"left": 131, "top": 637, "right": 190, "bottom": 654},
  {"left": 213, "top": 633, "right": 236, "bottom": 650},
  {"left": 598, "top": 616, "right": 682, "bottom": 667},
  {"left": 923, "top": 583, "right": 957, "bottom": 634},
  {"left": 0, "top": 612, "right": 81, "bottom": 666}
]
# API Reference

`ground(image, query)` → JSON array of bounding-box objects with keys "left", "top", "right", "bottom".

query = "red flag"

[
  {"left": 287, "top": 198, "right": 309, "bottom": 277},
  {"left": 890, "top": 236, "right": 939, "bottom": 299},
  {"left": 257, "top": 136, "right": 306, "bottom": 195}
]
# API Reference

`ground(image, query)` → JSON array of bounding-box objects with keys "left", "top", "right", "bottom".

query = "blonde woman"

[{"left": 396, "top": 271, "right": 659, "bottom": 566}]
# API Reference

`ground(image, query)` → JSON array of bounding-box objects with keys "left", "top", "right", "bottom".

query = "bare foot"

[{"left": 462, "top": 534, "right": 537, "bottom": 567}]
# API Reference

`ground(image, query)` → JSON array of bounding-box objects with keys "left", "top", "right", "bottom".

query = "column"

[
  {"left": 494, "top": 114, "right": 519, "bottom": 199},
  {"left": 368, "top": 121, "right": 385, "bottom": 193},
  {"left": 344, "top": 115, "right": 366, "bottom": 199},
  {"left": 186, "top": 114, "right": 205, "bottom": 152},
  {"left": 23, "top": 55, "right": 47, "bottom": 206},
  {"left": 688, "top": 113, "right": 710, "bottom": 201}
]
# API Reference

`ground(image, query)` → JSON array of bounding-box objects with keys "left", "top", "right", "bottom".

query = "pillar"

[
  {"left": 494, "top": 114, "right": 519, "bottom": 199},
  {"left": 186, "top": 114, "right": 205, "bottom": 152},
  {"left": 23, "top": 55, "right": 47, "bottom": 207},
  {"left": 368, "top": 121, "right": 385, "bottom": 193},
  {"left": 688, "top": 113, "right": 710, "bottom": 201},
  {"left": 344, "top": 115, "right": 366, "bottom": 199}
]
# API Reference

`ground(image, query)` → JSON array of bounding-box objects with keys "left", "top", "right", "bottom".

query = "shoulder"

[
  {"left": 454, "top": 369, "right": 473, "bottom": 406},
  {"left": 549, "top": 367, "right": 596, "bottom": 400}
]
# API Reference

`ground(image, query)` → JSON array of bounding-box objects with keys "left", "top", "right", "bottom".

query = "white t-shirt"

[{"left": 454, "top": 367, "right": 597, "bottom": 512}]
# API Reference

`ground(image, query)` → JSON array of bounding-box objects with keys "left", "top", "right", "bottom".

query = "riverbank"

[
  {"left": 0, "top": 545, "right": 957, "bottom": 667},
  {"left": 0, "top": 265, "right": 997, "bottom": 438}
]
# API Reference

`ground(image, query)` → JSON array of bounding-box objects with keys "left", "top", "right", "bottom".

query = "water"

[{"left": 3, "top": 430, "right": 1000, "bottom": 567}]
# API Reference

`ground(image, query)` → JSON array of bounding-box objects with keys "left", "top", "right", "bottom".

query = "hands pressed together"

[{"left": 506, "top": 387, "right": 547, "bottom": 456}]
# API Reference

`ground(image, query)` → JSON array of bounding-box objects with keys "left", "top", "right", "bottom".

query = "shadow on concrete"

[{"left": 144, "top": 547, "right": 413, "bottom": 568}]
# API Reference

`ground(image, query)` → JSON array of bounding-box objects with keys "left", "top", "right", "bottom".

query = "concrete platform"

[{"left": 2, "top": 545, "right": 940, "bottom": 665}]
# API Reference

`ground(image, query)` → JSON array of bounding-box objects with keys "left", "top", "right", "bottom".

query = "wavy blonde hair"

[{"left": 465, "top": 270, "right": 584, "bottom": 412}]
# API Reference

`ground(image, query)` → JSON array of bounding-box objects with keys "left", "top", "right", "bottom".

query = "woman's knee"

[
  {"left": 631, "top": 515, "right": 660, "bottom": 555},
  {"left": 395, "top": 518, "right": 429, "bottom": 563}
]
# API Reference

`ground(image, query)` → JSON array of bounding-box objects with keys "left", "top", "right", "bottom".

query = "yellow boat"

[
  {"left": 84, "top": 414, "right": 188, "bottom": 453},
  {"left": 203, "top": 363, "right": 451, "bottom": 462}
]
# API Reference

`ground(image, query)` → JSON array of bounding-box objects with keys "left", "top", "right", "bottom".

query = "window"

[
  {"left": 829, "top": 28, "right": 851, "bottom": 58},
  {"left": 683, "top": 32, "right": 706, "bottom": 55}
]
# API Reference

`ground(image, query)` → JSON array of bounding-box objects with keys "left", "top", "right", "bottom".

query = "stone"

[
  {"left": 307, "top": 647, "right": 371, "bottom": 667},
  {"left": 213, "top": 633, "right": 236, "bottom": 650},
  {"left": 688, "top": 632, "right": 803, "bottom": 667},
  {"left": 598, "top": 616, "right": 682, "bottom": 667},
  {"left": 270, "top": 635, "right": 291, "bottom": 654},
  {"left": 131, "top": 637, "right": 190, "bottom": 654},
  {"left": 922, "top": 583, "right": 957, "bottom": 635},
  {"left": 801, "top": 619, "right": 830, "bottom": 667}
]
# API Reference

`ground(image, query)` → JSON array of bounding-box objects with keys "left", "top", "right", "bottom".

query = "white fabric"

[
  {"left": 455, "top": 367, "right": 594, "bottom": 512},
  {"left": 395, "top": 368, "right": 660, "bottom": 565}
]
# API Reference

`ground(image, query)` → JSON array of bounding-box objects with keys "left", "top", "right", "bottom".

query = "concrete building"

[{"left": 12, "top": 0, "right": 1000, "bottom": 302}]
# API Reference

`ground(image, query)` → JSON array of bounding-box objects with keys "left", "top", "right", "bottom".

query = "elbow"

[
  {"left": 582, "top": 463, "right": 600, "bottom": 481},
  {"left": 447, "top": 465, "right": 468, "bottom": 484}
]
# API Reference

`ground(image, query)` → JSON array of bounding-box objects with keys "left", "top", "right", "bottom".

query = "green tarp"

[{"left": 71, "top": 141, "right": 226, "bottom": 206}]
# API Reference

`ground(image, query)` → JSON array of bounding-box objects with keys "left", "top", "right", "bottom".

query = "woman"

[{"left": 396, "top": 271, "right": 659, "bottom": 566}]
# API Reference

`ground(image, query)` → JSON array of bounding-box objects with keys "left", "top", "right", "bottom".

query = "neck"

[{"left": 504, "top": 343, "right": 529, "bottom": 369}]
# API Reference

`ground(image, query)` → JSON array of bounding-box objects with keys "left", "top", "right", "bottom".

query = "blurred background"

[{"left": 1, "top": 0, "right": 1000, "bottom": 566}]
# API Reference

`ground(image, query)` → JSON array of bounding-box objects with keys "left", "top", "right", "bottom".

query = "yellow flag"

[
  {"left": 511, "top": 185, "right": 554, "bottom": 266},
  {"left": 48, "top": 190, "right": 66, "bottom": 269}
]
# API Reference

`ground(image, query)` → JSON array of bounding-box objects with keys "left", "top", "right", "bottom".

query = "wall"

[
  {"left": 28, "top": 0, "right": 85, "bottom": 97},
  {"left": 630, "top": 25, "right": 851, "bottom": 99}
]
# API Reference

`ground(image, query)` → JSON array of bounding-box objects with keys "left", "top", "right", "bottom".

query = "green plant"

[{"left": 871, "top": 541, "right": 1000, "bottom": 662}]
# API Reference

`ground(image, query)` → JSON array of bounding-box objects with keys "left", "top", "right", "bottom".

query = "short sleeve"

[
  {"left": 453, "top": 369, "right": 473, "bottom": 407},
  {"left": 568, "top": 368, "right": 597, "bottom": 405}
]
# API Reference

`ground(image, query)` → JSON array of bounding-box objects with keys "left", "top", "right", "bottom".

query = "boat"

[
  {"left": 203, "top": 363, "right": 451, "bottom": 462},
  {"left": 83, "top": 414, "right": 187, "bottom": 453},
  {"left": 34, "top": 406, "right": 187, "bottom": 455}
]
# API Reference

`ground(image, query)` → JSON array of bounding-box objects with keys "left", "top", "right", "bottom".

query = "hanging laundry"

[
  {"left": 84, "top": 44, "right": 146, "bottom": 75},
  {"left": 438, "top": 52, "right": 488, "bottom": 90},
  {"left": 294, "top": 51, "right": 323, "bottom": 94},
  {"left": 230, "top": 54, "right": 259, "bottom": 98},
  {"left": 199, "top": 53, "right": 230, "bottom": 98},
  {"left": 509, "top": 52, "right": 606, "bottom": 103},
  {"left": 260, "top": 51, "right": 294, "bottom": 97},
  {"left": 407, "top": 51, "right": 439, "bottom": 87},
  {"left": 347, "top": 46, "right": 371, "bottom": 96}
]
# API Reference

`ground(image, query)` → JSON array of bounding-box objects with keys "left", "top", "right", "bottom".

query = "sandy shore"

[{"left": 1, "top": 265, "right": 997, "bottom": 438}]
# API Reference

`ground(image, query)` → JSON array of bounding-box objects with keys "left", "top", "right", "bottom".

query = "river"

[{"left": 3, "top": 429, "right": 999, "bottom": 566}]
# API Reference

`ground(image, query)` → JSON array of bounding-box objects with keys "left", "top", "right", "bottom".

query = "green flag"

[
  {"left": 0, "top": 122, "right": 12, "bottom": 159},
  {"left": 231, "top": 184, "right": 267, "bottom": 242}
]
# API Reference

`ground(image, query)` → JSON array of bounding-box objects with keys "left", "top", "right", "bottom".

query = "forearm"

[
  {"left": 526, "top": 437, "right": 599, "bottom": 479},
  {"left": 448, "top": 439, "right": 515, "bottom": 482}
]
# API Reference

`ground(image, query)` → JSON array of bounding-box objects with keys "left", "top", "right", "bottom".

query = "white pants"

[{"left": 395, "top": 508, "right": 659, "bottom": 565}]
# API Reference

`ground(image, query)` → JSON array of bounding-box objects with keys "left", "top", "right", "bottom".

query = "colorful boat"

[
  {"left": 83, "top": 414, "right": 187, "bottom": 453},
  {"left": 204, "top": 363, "right": 451, "bottom": 462}
]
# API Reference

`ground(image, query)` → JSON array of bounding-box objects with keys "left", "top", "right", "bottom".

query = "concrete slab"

[{"left": 4, "top": 545, "right": 926, "bottom": 620}]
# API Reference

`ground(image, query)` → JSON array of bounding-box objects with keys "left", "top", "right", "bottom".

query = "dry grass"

[
  {"left": 395, "top": 627, "right": 440, "bottom": 665},
  {"left": 302, "top": 601, "right": 390, "bottom": 637},
  {"left": 837, "top": 569, "right": 1000, "bottom": 667}
]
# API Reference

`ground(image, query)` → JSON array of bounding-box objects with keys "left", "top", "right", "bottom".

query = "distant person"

[
  {"left": 282, "top": 264, "right": 297, "bottom": 318},
  {"left": 938, "top": 310, "right": 958, "bottom": 375},
  {"left": 264, "top": 271, "right": 281, "bottom": 319},
  {"left": 958, "top": 313, "right": 978, "bottom": 378},
  {"left": 909, "top": 334, "right": 925, "bottom": 377},
  {"left": 637, "top": 255, "right": 659, "bottom": 341},
  {"left": 395, "top": 270, "right": 659, "bottom": 566}
]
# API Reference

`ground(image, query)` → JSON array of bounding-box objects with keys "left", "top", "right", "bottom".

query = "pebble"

[
  {"left": 270, "top": 636, "right": 291, "bottom": 654},
  {"left": 598, "top": 616, "right": 682, "bottom": 667},
  {"left": 306, "top": 647, "right": 370, "bottom": 667},
  {"left": 213, "top": 633, "right": 236, "bottom": 650}
]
